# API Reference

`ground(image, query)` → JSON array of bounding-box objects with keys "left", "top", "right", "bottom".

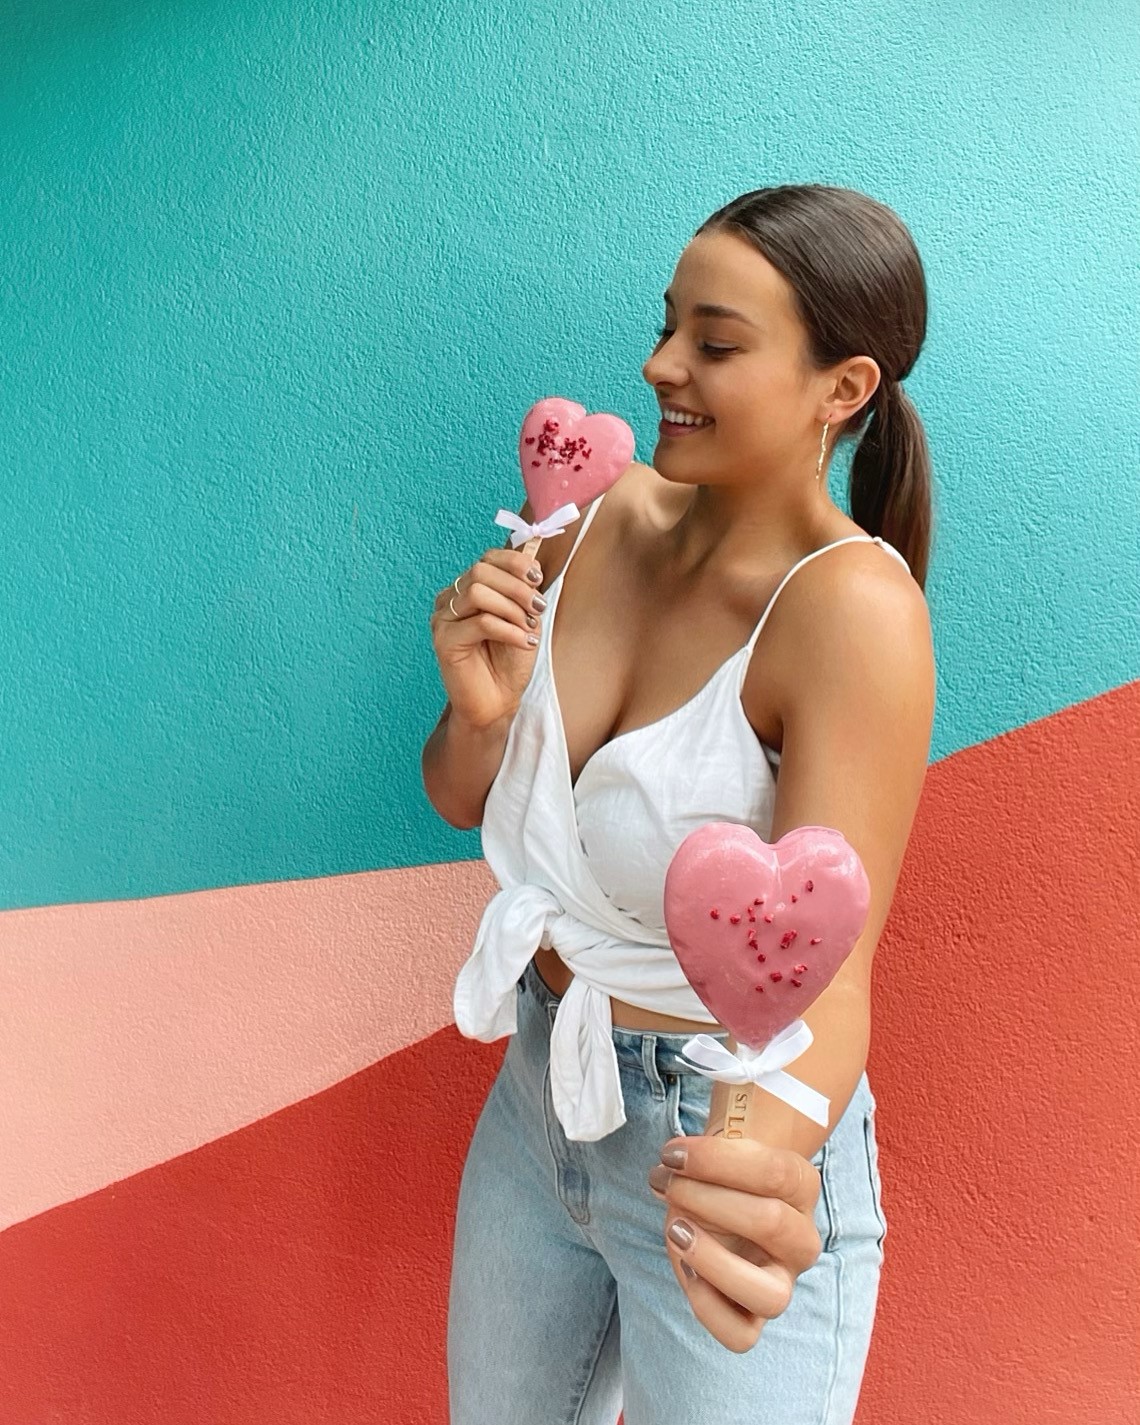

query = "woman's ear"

[{"left": 824, "top": 356, "right": 882, "bottom": 425}]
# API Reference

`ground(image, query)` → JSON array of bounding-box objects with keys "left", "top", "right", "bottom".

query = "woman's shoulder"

[
  {"left": 753, "top": 524, "right": 932, "bottom": 713},
  {"left": 742, "top": 518, "right": 931, "bottom": 725},
  {"left": 798, "top": 524, "right": 926, "bottom": 625},
  {"left": 767, "top": 523, "right": 928, "bottom": 666},
  {"left": 532, "top": 459, "right": 662, "bottom": 589}
]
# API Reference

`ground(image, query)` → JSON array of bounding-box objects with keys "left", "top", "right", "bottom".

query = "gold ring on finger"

[
  {"left": 449, "top": 595, "right": 461, "bottom": 618},
  {"left": 453, "top": 575, "right": 464, "bottom": 596}
]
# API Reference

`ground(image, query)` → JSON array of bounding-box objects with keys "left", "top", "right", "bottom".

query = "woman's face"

[{"left": 642, "top": 228, "right": 839, "bottom": 489}]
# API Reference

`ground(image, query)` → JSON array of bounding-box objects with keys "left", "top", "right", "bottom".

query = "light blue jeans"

[{"left": 447, "top": 958, "right": 887, "bottom": 1424}]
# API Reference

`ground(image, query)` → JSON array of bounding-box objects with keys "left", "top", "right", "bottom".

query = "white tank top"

[{"left": 452, "top": 491, "right": 910, "bottom": 1141}]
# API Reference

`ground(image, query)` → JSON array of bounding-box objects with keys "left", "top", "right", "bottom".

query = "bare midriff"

[{"left": 532, "top": 946, "right": 725, "bottom": 1034}]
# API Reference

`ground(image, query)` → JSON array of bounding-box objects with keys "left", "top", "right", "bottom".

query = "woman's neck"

[{"left": 661, "top": 477, "right": 839, "bottom": 580}]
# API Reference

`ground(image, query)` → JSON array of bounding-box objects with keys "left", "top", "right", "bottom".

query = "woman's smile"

[
  {"left": 659, "top": 406, "right": 716, "bottom": 438},
  {"left": 655, "top": 413, "right": 718, "bottom": 433}
]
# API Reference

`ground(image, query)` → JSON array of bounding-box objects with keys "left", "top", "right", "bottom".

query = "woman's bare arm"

[
  {"left": 709, "top": 550, "right": 936, "bottom": 1156},
  {"left": 420, "top": 497, "right": 581, "bottom": 829},
  {"left": 421, "top": 703, "right": 515, "bottom": 830}
]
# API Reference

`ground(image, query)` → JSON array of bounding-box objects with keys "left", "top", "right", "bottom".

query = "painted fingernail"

[
  {"left": 526, "top": 634, "right": 539, "bottom": 646},
  {"left": 680, "top": 1262, "right": 697, "bottom": 1280},
  {"left": 531, "top": 593, "right": 547, "bottom": 611},
  {"left": 667, "top": 1220, "right": 695, "bottom": 1250},
  {"left": 661, "top": 1147, "right": 687, "bottom": 1169},
  {"left": 648, "top": 1164, "right": 672, "bottom": 1193},
  {"left": 526, "top": 565, "right": 543, "bottom": 583},
  {"left": 526, "top": 614, "right": 537, "bottom": 628}
]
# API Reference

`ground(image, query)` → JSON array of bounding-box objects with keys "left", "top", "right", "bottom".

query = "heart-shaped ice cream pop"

[
  {"left": 495, "top": 397, "right": 635, "bottom": 553},
  {"left": 519, "top": 398, "right": 635, "bottom": 522},
  {"left": 665, "top": 823, "right": 871, "bottom": 1047},
  {"left": 663, "top": 822, "right": 871, "bottom": 1134}
]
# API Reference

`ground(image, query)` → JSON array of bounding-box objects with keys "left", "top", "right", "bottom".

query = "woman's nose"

[{"left": 642, "top": 342, "right": 687, "bottom": 388}]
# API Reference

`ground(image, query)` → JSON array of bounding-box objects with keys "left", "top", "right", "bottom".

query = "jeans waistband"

[{"left": 520, "top": 955, "right": 729, "bottom": 1080}]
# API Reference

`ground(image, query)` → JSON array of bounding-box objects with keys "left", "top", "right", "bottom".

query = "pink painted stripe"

[{"left": 0, "top": 859, "right": 498, "bottom": 1231}]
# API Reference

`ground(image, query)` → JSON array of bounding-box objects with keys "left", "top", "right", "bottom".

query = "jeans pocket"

[
  {"left": 813, "top": 1139, "right": 838, "bottom": 1255},
  {"left": 664, "top": 1072, "right": 716, "bottom": 1140},
  {"left": 863, "top": 1105, "right": 888, "bottom": 1251}
]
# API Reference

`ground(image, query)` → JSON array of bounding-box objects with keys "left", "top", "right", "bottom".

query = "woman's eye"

[{"left": 653, "top": 327, "right": 735, "bottom": 357}]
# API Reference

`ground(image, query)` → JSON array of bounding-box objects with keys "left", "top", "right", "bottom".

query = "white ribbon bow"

[
  {"left": 494, "top": 502, "right": 581, "bottom": 548},
  {"left": 679, "top": 1019, "right": 831, "bottom": 1127}
]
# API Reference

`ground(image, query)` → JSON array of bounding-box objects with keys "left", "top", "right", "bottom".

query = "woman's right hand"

[{"left": 430, "top": 547, "right": 548, "bottom": 729}]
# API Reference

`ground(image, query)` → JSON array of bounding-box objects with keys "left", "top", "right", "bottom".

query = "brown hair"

[{"left": 697, "top": 184, "right": 934, "bottom": 591}]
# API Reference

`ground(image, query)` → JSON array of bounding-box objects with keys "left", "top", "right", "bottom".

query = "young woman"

[{"left": 423, "top": 184, "right": 936, "bottom": 1425}]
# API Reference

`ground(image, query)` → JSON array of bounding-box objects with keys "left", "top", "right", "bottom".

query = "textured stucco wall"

[
  {"left": 1, "top": 2, "right": 1138, "bottom": 1423},
  {"left": 2, "top": 0, "right": 1137, "bottom": 910}
]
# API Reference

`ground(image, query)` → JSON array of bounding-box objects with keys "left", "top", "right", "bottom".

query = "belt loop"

[{"left": 640, "top": 1033, "right": 665, "bottom": 1100}]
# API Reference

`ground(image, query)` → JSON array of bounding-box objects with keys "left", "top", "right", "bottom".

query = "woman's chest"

[
  {"left": 572, "top": 725, "right": 779, "bottom": 928},
  {"left": 551, "top": 578, "right": 784, "bottom": 787}
]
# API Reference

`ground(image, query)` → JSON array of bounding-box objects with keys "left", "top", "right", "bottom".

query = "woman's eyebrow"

[{"left": 663, "top": 291, "right": 759, "bottom": 327}]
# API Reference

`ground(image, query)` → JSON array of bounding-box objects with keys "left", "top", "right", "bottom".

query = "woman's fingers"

[
  {"left": 648, "top": 1136, "right": 826, "bottom": 1350},
  {"left": 664, "top": 1241, "right": 776, "bottom": 1355},
  {"left": 659, "top": 1135, "right": 822, "bottom": 1220},
  {"left": 652, "top": 1172, "right": 821, "bottom": 1277},
  {"left": 451, "top": 576, "right": 539, "bottom": 633},
  {"left": 477, "top": 546, "right": 547, "bottom": 590},
  {"left": 665, "top": 1211, "right": 796, "bottom": 1319},
  {"left": 433, "top": 607, "right": 538, "bottom": 653},
  {"left": 431, "top": 544, "right": 549, "bottom": 651},
  {"left": 450, "top": 552, "right": 546, "bottom": 617}
]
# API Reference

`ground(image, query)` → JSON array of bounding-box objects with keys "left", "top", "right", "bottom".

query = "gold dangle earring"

[{"left": 816, "top": 419, "right": 830, "bottom": 488}]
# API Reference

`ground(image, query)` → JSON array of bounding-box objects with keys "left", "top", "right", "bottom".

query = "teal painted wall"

[{"left": 2, "top": 0, "right": 1137, "bottom": 910}]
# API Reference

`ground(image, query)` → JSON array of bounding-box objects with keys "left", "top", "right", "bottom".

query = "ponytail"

[
  {"left": 849, "top": 378, "right": 934, "bottom": 591},
  {"left": 699, "top": 184, "right": 935, "bottom": 590}
]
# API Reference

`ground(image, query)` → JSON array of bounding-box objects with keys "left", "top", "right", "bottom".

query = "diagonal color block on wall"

[
  {"left": 0, "top": 1022, "right": 506, "bottom": 1425},
  {"left": 0, "top": 857, "right": 497, "bottom": 1230},
  {"left": 1, "top": 681, "right": 1137, "bottom": 1425},
  {"left": 857, "top": 678, "right": 1140, "bottom": 1425}
]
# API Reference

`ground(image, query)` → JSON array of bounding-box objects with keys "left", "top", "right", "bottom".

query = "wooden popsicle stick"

[
  {"left": 720, "top": 1079, "right": 759, "bottom": 1140},
  {"left": 522, "top": 535, "right": 542, "bottom": 558}
]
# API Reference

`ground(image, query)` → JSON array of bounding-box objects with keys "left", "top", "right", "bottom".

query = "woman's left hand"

[{"left": 648, "top": 1135, "right": 823, "bottom": 1354}]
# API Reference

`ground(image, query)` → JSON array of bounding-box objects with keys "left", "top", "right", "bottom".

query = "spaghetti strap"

[
  {"left": 872, "top": 536, "right": 911, "bottom": 572},
  {"left": 551, "top": 491, "right": 607, "bottom": 588},
  {"left": 742, "top": 534, "right": 908, "bottom": 658}
]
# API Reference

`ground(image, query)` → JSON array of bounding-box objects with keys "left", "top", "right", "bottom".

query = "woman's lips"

[{"left": 659, "top": 417, "right": 714, "bottom": 437}]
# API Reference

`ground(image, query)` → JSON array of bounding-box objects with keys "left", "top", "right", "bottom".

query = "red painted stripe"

[
  {"left": 0, "top": 1026, "right": 506, "bottom": 1425},
  {"left": 1, "top": 682, "right": 1136, "bottom": 1424},
  {"left": 858, "top": 682, "right": 1140, "bottom": 1424},
  {"left": 0, "top": 857, "right": 498, "bottom": 1230}
]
